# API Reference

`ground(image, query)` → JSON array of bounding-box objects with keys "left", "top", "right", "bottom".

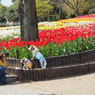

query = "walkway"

[{"left": 0, "top": 72, "right": 95, "bottom": 95}]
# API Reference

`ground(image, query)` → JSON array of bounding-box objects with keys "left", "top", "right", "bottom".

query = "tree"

[
  {"left": 49, "top": 0, "right": 62, "bottom": 19},
  {"left": 0, "top": 4, "right": 7, "bottom": 22},
  {"left": 84, "top": 0, "right": 95, "bottom": 14},
  {"left": 12, "top": 0, "right": 17, "bottom": 2},
  {"left": 0, "top": 0, "right": 1, "bottom": 3},
  {"left": 6, "top": 0, "right": 19, "bottom": 22},
  {"left": 17, "top": 0, "right": 38, "bottom": 41},
  {"left": 61, "top": 0, "right": 89, "bottom": 16},
  {"left": 49, "top": 0, "right": 68, "bottom": 20},
  {"left": 89, "top": 8, "right": 95, "bottom": 14},
  {"left": 36, "top": 0, "right": 53, "bottom": 21}
]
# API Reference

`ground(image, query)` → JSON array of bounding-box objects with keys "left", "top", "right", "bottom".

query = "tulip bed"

[{"left": 0, "top": 14, "right": 95, "bottom": 59}]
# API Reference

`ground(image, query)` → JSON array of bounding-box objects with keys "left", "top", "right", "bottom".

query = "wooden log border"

[
  {"left": 6, "top": 62, "right": 95, "bottom": 81},
  {"left": 6, "top": 49, "right": 95, "bottom": 81}
]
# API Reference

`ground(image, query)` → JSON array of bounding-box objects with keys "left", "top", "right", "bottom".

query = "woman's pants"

[{"left": 0, "top": 66, "right": 6, "bottom": 83}]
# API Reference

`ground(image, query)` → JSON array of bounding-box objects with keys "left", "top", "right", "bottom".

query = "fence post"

[{"left": 16, "top": 50, "right": 19, "bottom": 59}]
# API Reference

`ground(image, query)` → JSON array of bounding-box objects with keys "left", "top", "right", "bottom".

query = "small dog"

[
  {"left": 20, "top": 58, "right": 33, "bottom": 70},
  {"left": 28, "top": 45, "right": 47, "bottom": 69}
]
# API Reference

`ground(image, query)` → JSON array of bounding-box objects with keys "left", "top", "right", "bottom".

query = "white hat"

[{"left": 28, "top": 45, "right": 38, "bottom": 51}]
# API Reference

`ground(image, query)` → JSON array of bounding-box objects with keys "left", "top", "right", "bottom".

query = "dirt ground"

[{"left": 1, "top": 72, "right": 95, "bottom": 95}]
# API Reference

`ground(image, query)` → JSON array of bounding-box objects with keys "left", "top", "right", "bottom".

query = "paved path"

[
  {"left": 0, "top": 84, "right": 60, "bottom": 95},
  {"left": 1, "top": 72, "right": 95, "bottom": 95},
  {"left": 0, "top": 82, "right": 62, "bottom": 95}
]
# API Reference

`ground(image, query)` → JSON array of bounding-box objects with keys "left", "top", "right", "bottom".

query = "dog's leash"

[
  {"left": 30, "top": 58, "right": 38, "bottom": 68},
  {"left": 33, "top": 62, "right": 38, "bottom": 68}
]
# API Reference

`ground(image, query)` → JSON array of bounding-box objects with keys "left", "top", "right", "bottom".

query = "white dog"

[
  {"left": 28, "top": 45, "right": 47, "bottom": 69},
  {"left": 20, "top": 58, "right": 33, "bottom": 70}
]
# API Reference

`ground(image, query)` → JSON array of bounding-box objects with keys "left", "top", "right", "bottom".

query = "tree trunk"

[{"left": 18, "top": 0, "right": 38, "bottom": 41}]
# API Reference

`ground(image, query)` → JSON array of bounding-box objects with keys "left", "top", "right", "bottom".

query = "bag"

[{"left": 0, "top": 57, "right": 7, "bottom": 68}]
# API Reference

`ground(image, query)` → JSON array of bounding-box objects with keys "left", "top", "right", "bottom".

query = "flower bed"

[{"left": 0, "top": 22, "right": 95, "bottom": 59}]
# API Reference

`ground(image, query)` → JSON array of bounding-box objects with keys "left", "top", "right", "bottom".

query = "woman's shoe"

[
  {"left": 0, "top": 82, "right": 7, "bottom": 85},
  {"left": 0, "top": 83, "right": 4, "bottom": 85}
]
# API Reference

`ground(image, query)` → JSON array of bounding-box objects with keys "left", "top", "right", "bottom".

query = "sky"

[{"left": 1, "top": 0, "right": 13, "bottom": 7}]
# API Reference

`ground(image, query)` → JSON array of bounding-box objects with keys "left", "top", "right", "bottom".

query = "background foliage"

[{"left": 0, "top": 0, "right": 95, "bottom": 22}]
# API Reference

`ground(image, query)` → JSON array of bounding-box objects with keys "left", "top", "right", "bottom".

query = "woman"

[{"left": 0, "top": 51, "right": 7, "bottom": 85}]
